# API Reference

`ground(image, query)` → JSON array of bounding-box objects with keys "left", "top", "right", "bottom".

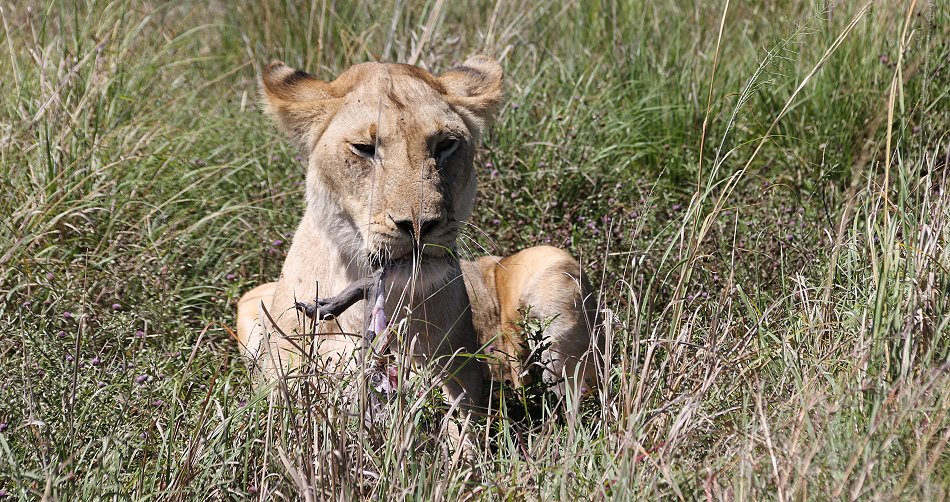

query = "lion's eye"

[
  {"left": 434, "top": 138, "right": 460, "bottom": 162},
  {"left": 350, "top": 143, "right": 376, "bottom": 158}
]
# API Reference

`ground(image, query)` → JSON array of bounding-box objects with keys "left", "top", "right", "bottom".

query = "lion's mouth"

[
  {"left": 369, "top": 237, "right": 455, "bottom": 268},
  {"left": 371, "top": 248, "right": 450, "bottom": 269}
]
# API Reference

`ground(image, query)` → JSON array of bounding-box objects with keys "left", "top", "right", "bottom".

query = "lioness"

[{"left": 236, "top": 56, "right": 602, "bottom": 412}]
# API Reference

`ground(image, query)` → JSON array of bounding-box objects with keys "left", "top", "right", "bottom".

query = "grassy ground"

[{"left": 1, "top": 0, "right": 949, "bottom": 499}]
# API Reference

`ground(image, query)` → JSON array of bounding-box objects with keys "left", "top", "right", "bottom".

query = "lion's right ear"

[
  {"left": 260, "top": 61, "right": 336, "bottom": 149},
  {"left": 439, "top": 56, "right": 504, "bottom": 126}
]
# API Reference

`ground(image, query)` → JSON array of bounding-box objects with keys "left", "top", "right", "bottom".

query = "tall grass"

[{"left": 1, "top": 0, "right": 948, "bottom": 499}]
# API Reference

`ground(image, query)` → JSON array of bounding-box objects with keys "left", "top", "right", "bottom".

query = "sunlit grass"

[{"left": 1, "top": 0, "right": 948, "bottom": 499}]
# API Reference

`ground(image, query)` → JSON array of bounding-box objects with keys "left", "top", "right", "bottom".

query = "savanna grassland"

[{"left": 2, "top": 1, "right": 949, "bottom": 499}]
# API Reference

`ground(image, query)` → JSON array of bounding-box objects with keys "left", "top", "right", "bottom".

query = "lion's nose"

[{"left": 392, "top": 215, "right": 442, "bottom": 240}]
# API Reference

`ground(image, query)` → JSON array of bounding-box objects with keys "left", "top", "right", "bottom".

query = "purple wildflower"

[
  {"left": 57, "top": 330, "right": 66, "bottom": 338},
  {"left": 272, "top": 239, "right": 283, "bottom": 247},
  {"left": 135, "top": 329, "right": 145, "bottom": 338},
  {"left": 112, "top": 303, "right": 122, "bottom": 311},
  {"left": 63, "top": 311, "right": 73, "bottom": 319},
  {"left": 135, "top": 374, "right": 149, "bottom": 385},
  {"left": 226, "top": 273, "right": 237, "bottom": 281},
  {"left": 511, "top": 103, "right": 520, "bottom": 110},
  {"left": 90, "top": 356, "right": 102, "bottom": 366},
  {"left": 65, "top": 355, "right": 74, "bottom": 362},
  {"left": 0, "top": 422, "right": 8, "bottom": 433},
  {"left": 46, "top": 272, "right": 54, "bottom": 280},
  {"left": 484, "top": 162, "right": 494, "bottom": 169}
]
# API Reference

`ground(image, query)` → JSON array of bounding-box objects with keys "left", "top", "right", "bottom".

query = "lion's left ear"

[
  {"left": 260, "top": 61, "right": 337, "bottom": 150},
  {"left": 440, "top": 56, "right": 504, "bottom": 126}
]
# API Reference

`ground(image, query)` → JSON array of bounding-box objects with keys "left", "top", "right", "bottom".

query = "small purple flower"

[
  {"left": 511, "top": 103, "right": 520, "bottom": 110},
  {"left": 194, "top": 159, "right": 207, "bottom": 167},
  {"left": 65, "top": 355, "right": 74, "bottom": 362},
  {"left": 0, "top": 422, "right": 8, "bottom": 432},
  {"left": 90, "top": 356, "right": 102, "bottom": 366},
  {"left": 879, "top": 54, "right": 889, "bottom": 64},
  {"left": 152, "top": 400, "right": 164, "bottom": 407},
  {"left": 491, "top": 219, "right": 500, "bottom": 225},
  {"left": 21, "top": 301, "right": 31, "bottom": 308},
  {"left": 672, "top": 204, "right": 682, "bottom": 211},
  {"left": 57, "top": 330, "right": 66, "bottom": 338},
  {"left": 237, "top": 399, "right": 247, "bottom": 408},
  {"left": 484, "top": 162, "right": 494, "bottom": 169},
  {"left": 490, "top": 169, "right": 499, "bottom": 178},
  {"left": 46, "top": 272, "right": 54, "bottom": 280},
  {"left": 226, "top": 273, "right": 237, "bottom": 281},
  {"left": 97, "top": 381, "right": 106, "bottom": 388},
  {"left": 248, "top": 485, "right": 258, "bottom": 495},
  {"left": 135, "top": 329, "right": 145, "bottom": 338},
  {"left": 63, "top": 311, "right": 73, "bottom": 319},
  {"left": 112, "top": 303, "right": 122, "bottom": 311},
  {"left": 135, "top": 374, "right": 149, "bottom": 385}
]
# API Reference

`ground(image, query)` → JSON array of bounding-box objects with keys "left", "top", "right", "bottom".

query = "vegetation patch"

[{"left": 1, "top": 1, "right": 948, "bottom": 499}]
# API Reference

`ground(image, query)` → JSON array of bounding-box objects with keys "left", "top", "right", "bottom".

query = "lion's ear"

[
  {"left": 440, "top": 56, "right": 504, "bottom": 125},
  {"left": 260, "top": 61, "right": 336, "bottom": 149}
]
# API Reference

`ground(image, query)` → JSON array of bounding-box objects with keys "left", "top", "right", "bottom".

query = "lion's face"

[{"left": 262, "top": 57, "right": 502, "bottom": 286}]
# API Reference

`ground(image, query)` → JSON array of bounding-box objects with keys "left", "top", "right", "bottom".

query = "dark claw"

[{"left": 294, "top": 271, "right": 381, "bottom": 321}]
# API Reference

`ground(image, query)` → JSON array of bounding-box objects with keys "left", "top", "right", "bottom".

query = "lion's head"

[{"left": 261, "top": 57, "right": 503, "bottom": 289}]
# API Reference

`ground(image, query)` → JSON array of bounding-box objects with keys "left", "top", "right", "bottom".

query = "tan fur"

[
  {"left": 465, "top": 247, "right": 601, "bottom": 396},
  {"left": 236, "top": 57, "right": 601, "bottom": 410}
]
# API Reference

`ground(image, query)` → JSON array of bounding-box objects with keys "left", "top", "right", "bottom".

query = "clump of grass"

[{"left": 1, "top": 0, "right": 949, "bottom": 499}]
